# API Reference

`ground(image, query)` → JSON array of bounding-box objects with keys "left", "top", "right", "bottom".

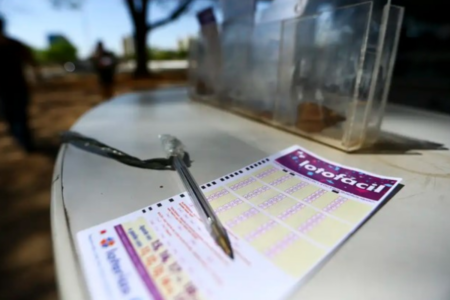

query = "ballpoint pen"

[{"left": 159, "top": 134, "right": 234, "bottom": 259}]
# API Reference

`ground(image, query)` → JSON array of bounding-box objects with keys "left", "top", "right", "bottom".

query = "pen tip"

[
  {"left": 211, "top": 222, "right": 235, "bottom": 260},
  {"left": 224, "top": 243, "right": 234, "bottom": 260},
  {"left": 216, "top": 232, "right": 234, "bottom": 260}
]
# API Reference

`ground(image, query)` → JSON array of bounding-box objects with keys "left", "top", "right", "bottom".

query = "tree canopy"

[
  {"left": 33, "top": 39, "right": 78, "bottom": 64},
  {"left": 51, "top": 0, "right": 198, "bottom": 76}
]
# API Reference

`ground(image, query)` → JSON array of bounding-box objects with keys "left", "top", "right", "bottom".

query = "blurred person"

[
  {"left": 91, "top": 41, "right": 117, "bottom": 100},
  {"left": 0, "top": 17, "right": 38, "bottom": 152}
]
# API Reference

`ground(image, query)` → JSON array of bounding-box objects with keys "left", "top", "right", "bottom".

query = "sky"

[{"left": 0, "top": 0, "right": 213, "bottom": 58}]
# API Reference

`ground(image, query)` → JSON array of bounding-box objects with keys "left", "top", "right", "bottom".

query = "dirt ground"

[{"left": 0, "top": 71, "right": 186, "bottom": 300}]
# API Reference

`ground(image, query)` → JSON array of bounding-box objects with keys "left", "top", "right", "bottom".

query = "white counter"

[{"left": 51, "top": 86, "right": 450, "bottom": 300}]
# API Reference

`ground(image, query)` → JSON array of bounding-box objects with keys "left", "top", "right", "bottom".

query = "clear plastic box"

[
  {"left": 188, "top": 35, "right": 216, "bottom": 102},
  {"left": 188, "top": 0, "right": 404, "bottom": 152},
  {"left": 274, "top": 1, "right": 404, "bottom": 151},
  {"left": 232, "top": 20, "right": 282, "bottom": 121},
  {"left": 275, "top": 2, "right": 374, "bottom": 150},
  {"left": 362, "top": 5, "right": 404, "bottom": 146},
  {"left": 217, "top": 17, "right": 253, "bottom": 108},
  {"left": 187, "top": 38, "right": 200, "bottom": 99}
]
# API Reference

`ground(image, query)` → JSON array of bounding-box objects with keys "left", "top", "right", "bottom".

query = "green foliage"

[
  {"left": 32, "top": 49, "right": 48, "bottom": 64},
  {"left": 33, "top": 39, "right": 78, "bottom": 64},
  {"left": 46, "top": 40, "right": 77, "bottom": 63},
  {"left": 148, "top": 48, "right": 188, "bottom": 60}
]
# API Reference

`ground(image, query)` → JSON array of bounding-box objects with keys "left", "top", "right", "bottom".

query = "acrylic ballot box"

[
  {"left": 189, "top": 0, "right": 404, "bottom": 152},
  {"left": 231, "top": 20, "right": 282, "bottom": 121},
  {"left": 187, "top": 37, "right": 215, "bottom": 101}
]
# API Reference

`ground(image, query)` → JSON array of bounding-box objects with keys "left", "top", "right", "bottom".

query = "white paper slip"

[{"left": 77, "top": 145, "right": 402, "bottom": 300}]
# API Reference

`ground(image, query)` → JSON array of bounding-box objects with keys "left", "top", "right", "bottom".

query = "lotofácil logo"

[{"left": 295, "top": 151, "right": 387, "bottom": 193}]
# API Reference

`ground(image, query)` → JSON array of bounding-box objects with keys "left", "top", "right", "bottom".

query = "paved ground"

[{"left": 0, "top": 73, "right": 186, "bottom": 300}]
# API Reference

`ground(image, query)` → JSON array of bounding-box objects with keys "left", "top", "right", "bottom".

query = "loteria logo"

[
  {"left": 100, "top": 237, "right": 115, "bottom": 248},
  {"left": 106, "top": 248, "right": 130, "bottom": 295}
]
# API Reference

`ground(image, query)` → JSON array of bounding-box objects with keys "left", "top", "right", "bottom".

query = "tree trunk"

[
  {"left": 134, "top": 26, "right": 149, "bottom": 78},
  {"left": 125, "top": 0, "right": 192, "bottom": 78}
]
